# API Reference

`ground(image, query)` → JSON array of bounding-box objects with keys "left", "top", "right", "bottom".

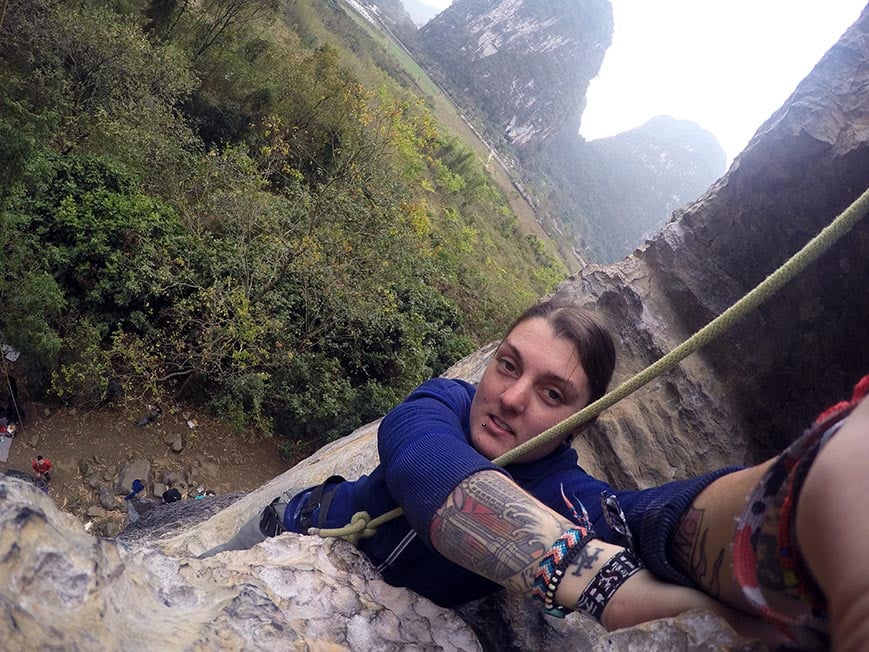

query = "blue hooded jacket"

[{"left": 293, "top": 378, "right": 738, "bottom": 607}]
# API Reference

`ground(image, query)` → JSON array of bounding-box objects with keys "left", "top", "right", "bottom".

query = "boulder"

[{"left": 115, "top": 458, "right": 150, "bottom": 495}]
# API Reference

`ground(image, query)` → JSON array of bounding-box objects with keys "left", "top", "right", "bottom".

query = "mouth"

[{"left": 488, "top": 415, "right": 515, "bottom": 436}]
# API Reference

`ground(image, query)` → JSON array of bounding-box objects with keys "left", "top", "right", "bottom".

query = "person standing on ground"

[
  {"left": 162, "top": 480, "right": 182, "bottom": 504},
  {"left": 31, "top": 455, "right": 52, "bottom": 482}
]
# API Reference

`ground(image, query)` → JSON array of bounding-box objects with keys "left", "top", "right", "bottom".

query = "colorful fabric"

[
  {"left": 532, "top": 527, "right": 595, "bottom": 612},
  {"left": 733, "top": 374, "right": 868, "bottom": 646}
]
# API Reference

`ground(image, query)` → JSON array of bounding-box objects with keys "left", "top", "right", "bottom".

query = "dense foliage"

[{"left": 0, "top": 0, "right": 565, "bottom": 455}]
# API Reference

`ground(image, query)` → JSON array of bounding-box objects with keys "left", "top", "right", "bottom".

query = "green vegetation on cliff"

[{"left": 0, "top": 0, "right": 565, "bottom": 454}]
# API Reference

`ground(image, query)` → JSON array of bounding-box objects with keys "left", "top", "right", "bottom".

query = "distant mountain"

[
  {"left": 535, "top": 116, "right": 727, "bottom": 262},
  {"left": 416, "top": 0, "right": 613, "bottom": 147},
  {"left": 411, "top": 0, "right": 727, "bottom": 263},
  {"left": 402, "top": 0, "right": 443, "bottom": 26},
  {"left": 363, "top": 0, "right": 419, "bottom": 41}
]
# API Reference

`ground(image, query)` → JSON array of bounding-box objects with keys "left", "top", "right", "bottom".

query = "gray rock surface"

[
  {"left": 1, "top": 7, "right": 868, "bottom": 651},
  {"left": 417, "top": 0, "right": 612, "bottom": 146},
  {"left": 554, "top": 5, "right": 869, "bottom": 489}
]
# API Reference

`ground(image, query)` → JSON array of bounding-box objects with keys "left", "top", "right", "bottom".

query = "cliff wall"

[{"left": 1, "top": 7, "right": 867, "bottom": 650}]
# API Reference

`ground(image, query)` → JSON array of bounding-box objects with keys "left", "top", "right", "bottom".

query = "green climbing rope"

[{"left": 312, "top": 184, "right": 869, "bottom": 542}]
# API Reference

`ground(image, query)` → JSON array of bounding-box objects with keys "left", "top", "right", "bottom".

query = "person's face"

[{"left": 469, "top": 317, "right": 592, "bottom": 463}]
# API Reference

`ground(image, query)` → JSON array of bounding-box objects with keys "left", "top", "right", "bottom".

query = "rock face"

[
  {"left": 554, "top": 5, "right": 869, "bottom": 489},
  {"left": 417, "top": 0, "right": 613, "bottom": 146},
  {"left": 1, "top": 8, "right": 868, "bottom": 651}
]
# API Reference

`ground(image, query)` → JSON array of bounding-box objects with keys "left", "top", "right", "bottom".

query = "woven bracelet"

[
  {"left": 531, "top": 527, "right": 596, "bottom": 615},
  {"left": 574, "top": 549, "right": 644, "bottom": 622}
]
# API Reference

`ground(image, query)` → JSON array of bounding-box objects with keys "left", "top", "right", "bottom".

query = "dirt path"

[{"left": 0, "top": 401, "right": 290, "bottom": 532}]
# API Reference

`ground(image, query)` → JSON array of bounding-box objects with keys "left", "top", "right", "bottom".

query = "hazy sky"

[
  {"left": 418, "top": 0, "right": 866, "bottom": 164},
  {"left": 580, "top": 1, "right": 867, "bottom": 163}
]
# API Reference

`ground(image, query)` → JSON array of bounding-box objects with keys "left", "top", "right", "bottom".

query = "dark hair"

[
  {"left": 506, "top": 297, "right": 616, "bottom": 406},
  {"left": 36, "top": 455, "right": 43, "bottom": 461}
]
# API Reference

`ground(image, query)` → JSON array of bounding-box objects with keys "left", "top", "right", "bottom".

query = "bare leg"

[{"left": 796, "top": 396, "right": 869, "bottom": 652}]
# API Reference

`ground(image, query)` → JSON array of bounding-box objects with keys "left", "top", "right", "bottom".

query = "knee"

[{"left": 796, "top": 398, "right": 869, "bottom": 610}]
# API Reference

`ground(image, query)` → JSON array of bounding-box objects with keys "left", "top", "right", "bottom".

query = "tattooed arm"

[
  {"left": 670, "top": 460, "right": 774, "bottom": 614},
  {"left": 430, "top": 470, "right": 777, "bottom": 635}
]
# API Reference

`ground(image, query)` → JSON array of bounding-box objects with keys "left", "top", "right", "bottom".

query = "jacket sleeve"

[
  {"left": 614, "top": 467, "right": 742, "bottom": 586},
  {"left": 377, "top": 378, "right": 508, "bottom": 547}
]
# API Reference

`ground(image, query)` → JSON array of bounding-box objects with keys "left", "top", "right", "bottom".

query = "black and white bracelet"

[{"left": 574, "top": 549, "right": 645, "bottom": 621}]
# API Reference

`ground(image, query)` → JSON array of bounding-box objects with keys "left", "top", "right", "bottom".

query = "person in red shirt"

[{"left": 32, "top": 455, "right": 52, "bottom": 482}]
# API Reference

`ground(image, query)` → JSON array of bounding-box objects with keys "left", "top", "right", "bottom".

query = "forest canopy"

[{"left": 0, "top": 0, "right": 566, "bottom": 456}]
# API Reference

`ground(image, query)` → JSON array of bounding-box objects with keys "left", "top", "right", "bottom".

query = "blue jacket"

[{"left": 312, "top": 378, "right": 738, "bottom": 607}]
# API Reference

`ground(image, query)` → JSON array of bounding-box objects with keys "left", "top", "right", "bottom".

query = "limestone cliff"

[
  {"left": 416, "top": 0, "right": 613, "bottom": 145},
  {"left": 1, "top": 7, "right": 868, "bottom": 651},
  {"left": 536, "top": 116, "right": 727, "bottom": 262},
  {"left": 414, "top": 0, "right": 727, "bottom": 263},
  {"left": 555, "top": 5, "right": 869, "bottom": 489}
]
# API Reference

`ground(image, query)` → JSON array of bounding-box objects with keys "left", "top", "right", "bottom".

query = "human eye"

[
  {"left": 497, "top": 357, "right": 518, "bottom": 374},
  {"left": 542, "top": 387, "right": 563, "bottom": 404}
]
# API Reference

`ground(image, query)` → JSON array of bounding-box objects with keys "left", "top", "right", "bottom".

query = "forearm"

[
  {"left": 669, "top": 461, "right": 773, "bottom": 613},
  {"left": 429, "top": 471, "right": 753, "bottom": 630},
  {"left": 429, "top": 470, "right": 568, "bottom": 592}
]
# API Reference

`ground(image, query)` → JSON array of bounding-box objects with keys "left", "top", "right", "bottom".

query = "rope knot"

[{"left": 345, "top": 511, "right": 377, "bottom": 544}]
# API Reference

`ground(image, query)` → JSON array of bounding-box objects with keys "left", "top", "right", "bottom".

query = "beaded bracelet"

[
  {"left": 574, "top": 549, "right": 644, "bottom": 621},
  {"left": 531, "top": 526, "right": 596, "bottom": 615}
]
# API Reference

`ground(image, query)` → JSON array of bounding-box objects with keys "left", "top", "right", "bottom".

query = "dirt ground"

[{"left": 0, "top": 400, "right": 290, "bottom": 524}]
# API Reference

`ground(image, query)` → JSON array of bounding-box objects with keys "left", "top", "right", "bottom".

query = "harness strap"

[{"left": 298, "top": 475, "right": 345, "bottom": 531}]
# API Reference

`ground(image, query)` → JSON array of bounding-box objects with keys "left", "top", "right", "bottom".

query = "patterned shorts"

[{"left": 733, "top": 374, "right": 868, "bottom": 647}]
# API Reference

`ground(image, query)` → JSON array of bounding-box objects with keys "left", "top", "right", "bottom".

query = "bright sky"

[
  {"left": 580, "top": 1, "right": 867, "bottom": 163},
  {"left": 418, "top": 0, "right": 866, "bottom": 164}
]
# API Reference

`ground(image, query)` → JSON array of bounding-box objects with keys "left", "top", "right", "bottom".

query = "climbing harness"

[{"left": 311, "top": 184, "right": 869, "bottom": 542}]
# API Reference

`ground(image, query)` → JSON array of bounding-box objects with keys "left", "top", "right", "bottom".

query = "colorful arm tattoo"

[{"left": 430, "top": 472, "right": 566, "bottom": 591}]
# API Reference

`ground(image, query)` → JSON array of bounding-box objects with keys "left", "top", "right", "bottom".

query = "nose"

[{"left": 499, "top": 378, "right": 529, "bottom": 413}]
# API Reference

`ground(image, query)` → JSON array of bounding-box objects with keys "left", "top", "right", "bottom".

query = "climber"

[{"left": 205, "top": 297, "right": 868, "bottom": 648}]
